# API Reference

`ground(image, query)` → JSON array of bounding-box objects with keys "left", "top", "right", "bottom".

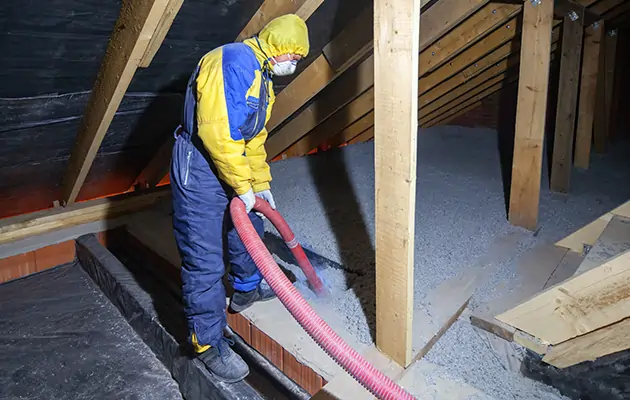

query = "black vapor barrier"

[{"left": 0, "top": 263, "right": 183, "bottom": 400}]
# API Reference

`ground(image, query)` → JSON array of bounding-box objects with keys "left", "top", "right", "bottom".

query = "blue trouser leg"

[{"left": 170, "top": 131, "right": 264, "bottom": 347}]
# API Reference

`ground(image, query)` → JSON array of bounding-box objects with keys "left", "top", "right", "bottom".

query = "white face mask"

[{"left": 271, "top": 59, "right": 297, "bottom": 76}]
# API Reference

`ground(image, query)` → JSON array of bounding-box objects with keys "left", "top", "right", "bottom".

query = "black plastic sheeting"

[
  {"left": 523, "top": 349, "right": 630, "bottom": 400},
  {"left": 75, "top": 233, "right": 290, "bottom": 400},
  {"left": 0, "top": 262, "right": 183, "bottom": 400}
]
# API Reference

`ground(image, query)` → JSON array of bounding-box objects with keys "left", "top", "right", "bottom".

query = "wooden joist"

[
  {"left": 550, "top": 15, "right": 584, "bottom": 193},
  {"left": 496, "top": 249, "right": 630, "bottom": 345},
  {"left": 574, "top": 21, "right": 604, "bottom": 169},
  {"left": 425, "top": 100, "right": 483, "bottom": 127},
  {"left": 593, "top": 22, "right": 609, "bottom": 153},
  {"left": 0, "top": 188, "right": 171, "bottom": 246},
  {"left": 281, "top": 2, "right": 524, "bottom": 158},
  {"left": 236, "top": 0, "right": 324, "bottom": 41},
  {"left": 507, "top": 0, "right": 553, "bottom": 230},
  {"left": 373, "top": 0, "right": 420, "bottom": 367},
  {"left": 265, "top": 0, "right": 493, "bottom": 160},
  {"left": 60, "top": 0, "right": 174, "bottom": 205}
]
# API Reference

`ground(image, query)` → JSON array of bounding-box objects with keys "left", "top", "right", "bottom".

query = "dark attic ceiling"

[{"left": 0, "top": 0, "right": 370, "bottom": 219}]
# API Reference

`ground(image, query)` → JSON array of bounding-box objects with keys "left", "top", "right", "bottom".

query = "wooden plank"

[
  {"left": 542, "top": 316, "right": 630, "bottom": 368},
  {"left": 138, "top": 0, "right": 184, "bottom": 67},
  {"left": 325, "top": 112, "right": 375, "bottom": 148},
  {"left": 60, "top": 0, "right": 172, "bottom": 205},
  {"left": 282, "top": 87, "right": 374, "bottom": 157},
  {"left": 589, "top": 0, "right": 626, "bottom": 16},
  {"left": 574, "top": 215, "right": 630, "bottom": 275},
  {"left": 348, "top": 127, "right": 375, "bottom": 145},
  {"left": 0, "top": 188, "right": 170, "bottom": 245},
  {"left": 574, "top": 22, "right": 604, "bottom": 169},
  {"left": 496, "top": 249, "right": 630, "bottom": 345},
  {"left": 604, "top": 29, "right": 618, "bottom": 139},
  {"left": 236, "top": 0, "right": 322, "bottom": 41},
  {"left": 265, "top": 0, "right": 498, "bottom": 160},
  {"left": 507, "top": 0, "right": 554, "bottom": 230},
  {"left": 470, "top": 244, "right": 571, "bottom": 345},
  {"left": 373, "top": 0, "right": 420, "bottom": 367},
  {"left": 593, "top": 22, "right": 609, "bottom": 153},
  {"left": 550, "top": 16, "right": 584, "bottom": 193},
  {"left": 420, "top": 2, "right": 523, "bottom": 75},
  {"left": 321, "top": 6, "right": 374, "bottom": 72},
  {"left": 427, "top": 100, "right": 482, "bottom": 127},
  {"left": 418, "top": 0, "right": 490, "bottom": 52},
  {"left": 422, "top": 73, "right": 518, "bottom": 128},
  {"left": 556, "top": 200, "right": 630, "bottom": 252}
]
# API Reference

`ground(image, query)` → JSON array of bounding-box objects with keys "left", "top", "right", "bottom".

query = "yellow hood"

[{"left": 243, "top": 14, "right": 310, "bottom": 66}]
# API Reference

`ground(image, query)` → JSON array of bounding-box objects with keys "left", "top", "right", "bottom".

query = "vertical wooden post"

[
  {"left": 374, "top": 0, "right": 420, "bottom": 367},
  {"left": 508, "top": 0, "right": 554, "bottom": 230},
  {"left": 550, "top": 15, "right": 584, "bottom": 193},
  {"left": 574, "top": 21, "right": 603, "bottom": 169},
  {"left": 593, "top": 22, "right": 608, "bottom": 153},
  {"left": 604, "top": 29, "right": 618, "bottom": 139}
]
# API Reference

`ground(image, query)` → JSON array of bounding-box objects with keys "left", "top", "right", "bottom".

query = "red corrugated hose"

[{"left": 230, "top": 197, "right": 416, "bottom": 400}]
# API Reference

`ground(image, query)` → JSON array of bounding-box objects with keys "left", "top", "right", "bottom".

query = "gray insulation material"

[{"left": 262, "top": 126, "right": 630, "bottom": 398}]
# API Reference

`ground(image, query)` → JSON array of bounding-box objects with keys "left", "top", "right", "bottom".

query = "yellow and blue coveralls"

[{"left": 170, "top": 15, "right": 309, "bottom": 350}]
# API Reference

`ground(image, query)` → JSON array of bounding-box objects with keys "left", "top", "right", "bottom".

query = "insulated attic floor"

[
  {"left": 0, "top": 263, "right": 182, "bottom": 400},
  {"left": 126, "top": 126, "right": 630, "bottom": 399}
]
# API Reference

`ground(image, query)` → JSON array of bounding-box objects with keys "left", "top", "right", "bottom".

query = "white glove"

[
  {"left": 238, "top": 188, "right": 256, "bottom": 213},
  {"left": 255, "top": 189, "right": 276, "bottom": 209}
]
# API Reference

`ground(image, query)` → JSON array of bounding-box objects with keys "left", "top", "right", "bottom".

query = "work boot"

[
  {"left": 229, "top": 282, "right": 276, "bottom": 313},
  {"left": 197, "top": 338, "right": 249, "bottom": 383}
]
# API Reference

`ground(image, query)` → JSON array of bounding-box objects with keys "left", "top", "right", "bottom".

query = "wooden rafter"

[
  {"left": 60, "top": 0, "right": 176, "bottom": 205},
  {"left": 139, "top": 0, "right": 185, "bottom": 67},
  {"left": 236, "top": 0, "right": 323, "bottom": 41},
  {"left": 279, "top": 1, "right": 524, "bottom": 158},
  {"left": 374, "top": 0, "right": 420, "bottom": 367}
]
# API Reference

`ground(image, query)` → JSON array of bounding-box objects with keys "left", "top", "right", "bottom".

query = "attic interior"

[{"left": 2, "top": 0, "right": 630, "bottom": 398}]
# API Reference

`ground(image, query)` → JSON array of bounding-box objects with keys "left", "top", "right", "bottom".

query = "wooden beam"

[
  {"left": 589, "top": 0, "right": 626, "bottom": 16},
  {"left": 574, "top": 21, "right": 604, "bottom": 169},
  {"left": 508, "top": 0, "right": 554, "bottom": 230},
  {"left": 496, "top": 249, "right": 630, "bottom": 345},
  {"left": 278, "top": 2, "right": 525, "bottom": 158},
  {"left": 420, "top": 2, "right": 523, "bottom": 75},
  {"left": 550, "top": 16, "right": 584, "bottom": 193},
  {"left": 373, "top": 0, "right": 420, "bottom": 367},
  {"left": 139, "top": 0, "right": 184, "bottom": 67},
  {"left": 265, "top": 0, "right": 494, "bottom": 160},
  {"left": 427, "top": 100, "right": 483, "bottom": 127},
  {"left": 60, "top": 0, "right": 172, "bottom": 205},
  {"left": 0, "top": 189, "right": 170, "bottom": 246},
  {"left": 347, "top": 127, "right": 375, "bottom": 145},
  {"left": 324, "top": 112, "right": 375, "bottom": 148},
  {"left": 236, "top": 0, "right": 324, "bottom": 41},
  {"left": 542, "top": 317, "right": 630, "bottom": 368},
  {"left": 604, "top": 29, "right": 618, "bottom": 138},
  {"left": 593, "top": 22, "right": 609, "bottom": 153},
  {"left": 423, "top": 75, "right": 518, "bottom": 128}
]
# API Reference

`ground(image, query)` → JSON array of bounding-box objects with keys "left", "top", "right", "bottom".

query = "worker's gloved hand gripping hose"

[{"left": 231, "top": 197, "right": 416, "bottom": 400}]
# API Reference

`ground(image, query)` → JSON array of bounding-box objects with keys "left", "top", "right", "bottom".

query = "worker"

[{"left": 170, "top": 14, "right": 309, "bottom": 383}]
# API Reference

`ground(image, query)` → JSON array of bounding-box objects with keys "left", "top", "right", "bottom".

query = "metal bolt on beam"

[
  {"left": 568, "top": 10, "right": 579, "bottom": 21},
  {"left": 592, "top": 21, "right": 600, "bottom": 29},
  {"left": 530, "top": 0, "right": 541, "bottom": 6},
  {"left": 492, "top": 9, "right": 497, "bottom": 14},
  {"left": 608, "top": 29, "right": 618, "bottom": 37}
]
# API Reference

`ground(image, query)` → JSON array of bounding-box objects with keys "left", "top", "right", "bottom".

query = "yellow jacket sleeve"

[
  {"left": 195, "top": 52, "right": 254, "bottom": 196},
  {"left": 245, "top": 127, "right": 272, "bottom": 192}
]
